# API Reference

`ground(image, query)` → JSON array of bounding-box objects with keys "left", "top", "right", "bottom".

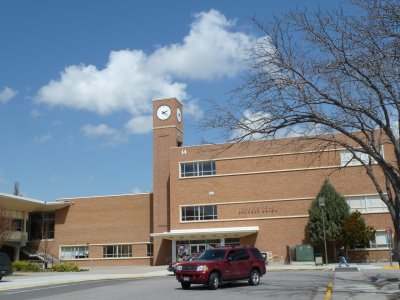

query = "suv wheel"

[
  {"left": 248, "top": 269, "right": 260, "bottom": 286},
  {"left": 181, "top": 282, "right": 191, "bottom": 289},
  {"left": 208, "top": 272, "right": 219, "bottom": 290}
]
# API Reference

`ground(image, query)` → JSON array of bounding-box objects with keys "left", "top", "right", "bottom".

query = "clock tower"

[{"left": 152, "top": 97, "right": 183, "bottom": 265}]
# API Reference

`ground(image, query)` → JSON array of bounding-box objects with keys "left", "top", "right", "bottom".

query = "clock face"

[
  {"left": 177, "top": 107, "right": 182, "bottom": 123},
  {"left": 156, "top": 105, "right": 171, "bottom": 120}
]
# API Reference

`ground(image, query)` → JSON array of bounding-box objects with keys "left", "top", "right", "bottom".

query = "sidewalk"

[
  {"left": 0, "top": 262, "right": 398, "bottom": 299},
  {"left": 0, "top": 265, "right": 169, "bottom": 292}
]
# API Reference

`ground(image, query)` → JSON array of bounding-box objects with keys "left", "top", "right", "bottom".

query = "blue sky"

[{"left": 0, "top": 0, "right": 344, "bottom": 201}]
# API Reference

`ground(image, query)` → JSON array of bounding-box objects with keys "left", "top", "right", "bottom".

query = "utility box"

[
  {"left": 315, "top": 253, "right": 323, "bottom": 266},
  {"left": 295, "top": 244, "right": 314, "bottom": 261}
]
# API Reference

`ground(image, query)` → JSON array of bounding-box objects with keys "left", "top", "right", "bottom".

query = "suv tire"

[
  {"left": 208, "top": 272, "right": 219, "bottom": 290},
  {"left": 181, "top": 282, "right": 191, "bottom": 289},
  {"left": 248, "top": 269, "right": 260, "bottom": 286}
]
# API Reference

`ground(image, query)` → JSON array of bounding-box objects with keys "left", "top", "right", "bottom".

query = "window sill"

[{"left": 350, "top": 247, "right": 390, "bottom": 251}]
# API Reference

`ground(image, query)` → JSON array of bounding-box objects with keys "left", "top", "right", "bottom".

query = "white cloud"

[
  {"left": 183, "top": 100, "right": 204, "bottom": 120},
  {"left": 31, "top": 109, "right": 42, "bottom": 119},
  {"left": 232, "top": 110, "right": 270, "bottom": 140},
  {"left": 35, "top": 10, "right": 259, "bottom": 135},
  {"left": 33, "top": 134, "right": 52, "bottom": 143},
  {"left": 0, "top": 87, "right": 17, "bottom": 103},
  {"left": 125, "top": 115, "right": 153, "bottom": 134},
  {"left": 82, "top": 124, "right": 118, "bottom": 137},
  {"left": 131, "top": 187, "right": 142, "bottom": 194},
  {"left": 232, "top": 110, "right": 330, "bottom": 141},
  {"left": 81, "top": 124, "right": 127, "bottom": 147},
  {"left": 148, "top": 10, "right": 252, "bottom": 80}
]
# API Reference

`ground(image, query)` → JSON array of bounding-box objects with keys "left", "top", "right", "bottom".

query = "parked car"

[
  {"left": 175, "top": 246, "right": 266, "bottom": 290},
  {"left": 168, "top": 253, "right": 198, "bottom": 274},
  {"left": 0, "top": 252, "right": 13, "bottom": 280}
]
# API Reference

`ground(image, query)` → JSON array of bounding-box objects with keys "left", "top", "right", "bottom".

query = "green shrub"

[
  {"left": 51, "top": 262, "right": 81, "bottom": 272},
  {"left": 12, "top": 261, "right": 42, "bottom": 272}
]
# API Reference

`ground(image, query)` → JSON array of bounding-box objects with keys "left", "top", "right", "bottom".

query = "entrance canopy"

[
  {"left": 151, "top": 226, "right": 259, "bottom": 240},
  {"left": 0, "top": 192, "right": 70, "bottom": 212}
]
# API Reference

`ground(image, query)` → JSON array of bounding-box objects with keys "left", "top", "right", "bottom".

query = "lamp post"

[{"left": 318, "top": 196, "right": 328, "bottom": 265}]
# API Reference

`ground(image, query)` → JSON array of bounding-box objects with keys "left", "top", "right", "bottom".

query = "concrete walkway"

[{"left": 0, "top": 262, "right": 398, "bottom": 299}]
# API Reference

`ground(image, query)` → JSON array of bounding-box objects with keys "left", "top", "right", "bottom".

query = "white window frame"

[
  {"left": 346, "top": 194, "right": 388, "bottom": 213},
  {"left": 340, "top": 147, "right": 381, "bottom": 167},
  {"left": 352, "top": 230, "right": 390, "bottom": 249},
  {"left": 370, "top": 231, "right": 390, "bottom": 248},
  {"left": 181, "top": 205, "right": 218, "bottom": 222},
  {"left": 60, "top": 246, "right": 89, "bottom": 260},
  {"left": 180, "top": 161, "right": 216, "bottom": 178},
  {"left": 103, "top": 244, "right": 132, "bottom": 258}
]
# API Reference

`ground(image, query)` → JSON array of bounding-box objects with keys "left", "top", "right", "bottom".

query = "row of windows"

[
  {"left": 340, "top": 149, "right": 379, "bottom": 166},
  {"left": 60, "top": 244, "right": 154, "bottom": 260},
  {"left": 60, "top": 246, "right": 89, "bottom": 260},
  {"left": 180, "top": 195, "right": 387, "bottom": 222},
  {"left": 103, "top": 245, "right": 132, "bottom": 258},
  {"left": 180, "top": 161, "right": 216, "bottom": 177},
  {"left": 346, "top": 195, "right": 388, "bottom": 213},
  {"left": 351, "top": 231, "right": 391, "bottom": 249},
  {"left": 181, "top": 205, "right": 217, "bottom": 221},
  {"left": 179, "top": 149, "right": 378, "bottom": 179}
]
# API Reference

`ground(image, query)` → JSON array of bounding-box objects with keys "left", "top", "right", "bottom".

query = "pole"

[
  {"left": 321, "top": 207, "right": 328, "bottom": 265},
  {"left": 318, "top": 196, "right": 328, "bottom": 265}
]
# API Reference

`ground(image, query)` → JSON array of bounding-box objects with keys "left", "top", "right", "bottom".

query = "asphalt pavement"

[{"left": 0, "top": 262, "right": 399, "bottom": 299}]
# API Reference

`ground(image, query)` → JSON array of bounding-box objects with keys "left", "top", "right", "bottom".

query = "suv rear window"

[
  {"left": 197, "top": 249, "right": 226, "bottom": 260},
  {"left": 236, "top": 249, "right": 250, "bottom": 260},
  {"left": 250, "top": 248, "right": 263, "bottom": 260}
]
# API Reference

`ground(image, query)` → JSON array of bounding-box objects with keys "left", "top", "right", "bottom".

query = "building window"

[
  {"left": 180, "top": 161, "right": 216, "bottom": 177},
  {"left": 60, "top": 246, "right": 89, "bottom": 259},
  {"left": 147, "top": 244, "right": 153, "bottom": 257},
  {"left": 346, "top": 195, "right": 388, "bottom": 213},
  {"left": 225, "top": 238, "right": 240, "bottom": 247},
  {"left": 351, "top": 231, "right": 390, "bottom": 249},
  {"left": 340, "top": 149, "right": 378, "bottom": 166},
  {"left": 103, "top": 245, "right": 132, "bottom": 258},
  {"left": 181, "top": 205, "right": 217, "bottom": 221},
  {"left": 11, "top": 219, "right": 23, "bottom": 232},
  {"left": 370, "top": 231, "right": 390, "bottom": 248},
  {"left": 28, "top": 212, "right": 55, "bottom": 240}
]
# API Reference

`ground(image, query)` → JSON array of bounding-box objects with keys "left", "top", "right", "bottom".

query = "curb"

[{"left": 382, "top": 266, "right": 400, "bottom": 269}]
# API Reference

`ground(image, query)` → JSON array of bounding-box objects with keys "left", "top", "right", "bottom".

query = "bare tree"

[
  {"left": 204, "top": 0, "right": 400, "bottom": 262},
  {"left": 13, "top": 182, "right": 22, "bottom": 197}
]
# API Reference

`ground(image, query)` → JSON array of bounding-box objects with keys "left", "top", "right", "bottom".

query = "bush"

[
  {"left": 51, "top": 262, "right": 81, "bottom": 272},
  {"left": 12, "top": 261, "right": 42, "bottom": 272}
]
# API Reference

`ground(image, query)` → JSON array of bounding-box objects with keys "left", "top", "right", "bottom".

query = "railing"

[{"left": 21, "top": 246, "right": 62, "bottom": 266}]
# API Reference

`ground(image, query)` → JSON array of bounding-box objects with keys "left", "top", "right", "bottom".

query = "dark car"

[
  {"left": 175, "top": 246, "right": 266, "bottom": 290},
  {"left": 0, "top": 252, "right": 13, "bottom": 280}
]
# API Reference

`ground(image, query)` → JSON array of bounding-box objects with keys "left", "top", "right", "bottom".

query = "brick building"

[{"left": 0, "top": 97, "right": 393, "bottom": 266}]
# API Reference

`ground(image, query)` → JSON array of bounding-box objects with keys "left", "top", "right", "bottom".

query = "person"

[{"left": 338, "top": 246, "right": 349, "bottom": 267}]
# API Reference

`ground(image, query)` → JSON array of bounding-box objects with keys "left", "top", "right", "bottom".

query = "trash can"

[{"left": 315, "top": 253, "right": 323, "bottom": 266}]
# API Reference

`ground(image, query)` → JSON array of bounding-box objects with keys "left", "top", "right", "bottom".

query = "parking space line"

[{"left": 325, "top": 281, "right": 333, "bottom": 300}]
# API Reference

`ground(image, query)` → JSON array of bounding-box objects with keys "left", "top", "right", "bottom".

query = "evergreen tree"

[{"left": 308, "top": 180, "right": 350, "bottom": 257}]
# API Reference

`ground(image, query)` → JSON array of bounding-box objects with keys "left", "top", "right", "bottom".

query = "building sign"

[{"left": 238, "top": 206, "right": 278, "bottom": 216}]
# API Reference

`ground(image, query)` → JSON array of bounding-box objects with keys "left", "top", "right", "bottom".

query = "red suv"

[{"left": 175, "top": 246, "right": 266, "bottom": 290}]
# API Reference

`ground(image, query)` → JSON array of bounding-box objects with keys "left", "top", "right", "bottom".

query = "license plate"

[{"left": 183, "top": 276, "right": 190, "bottom": 281}]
